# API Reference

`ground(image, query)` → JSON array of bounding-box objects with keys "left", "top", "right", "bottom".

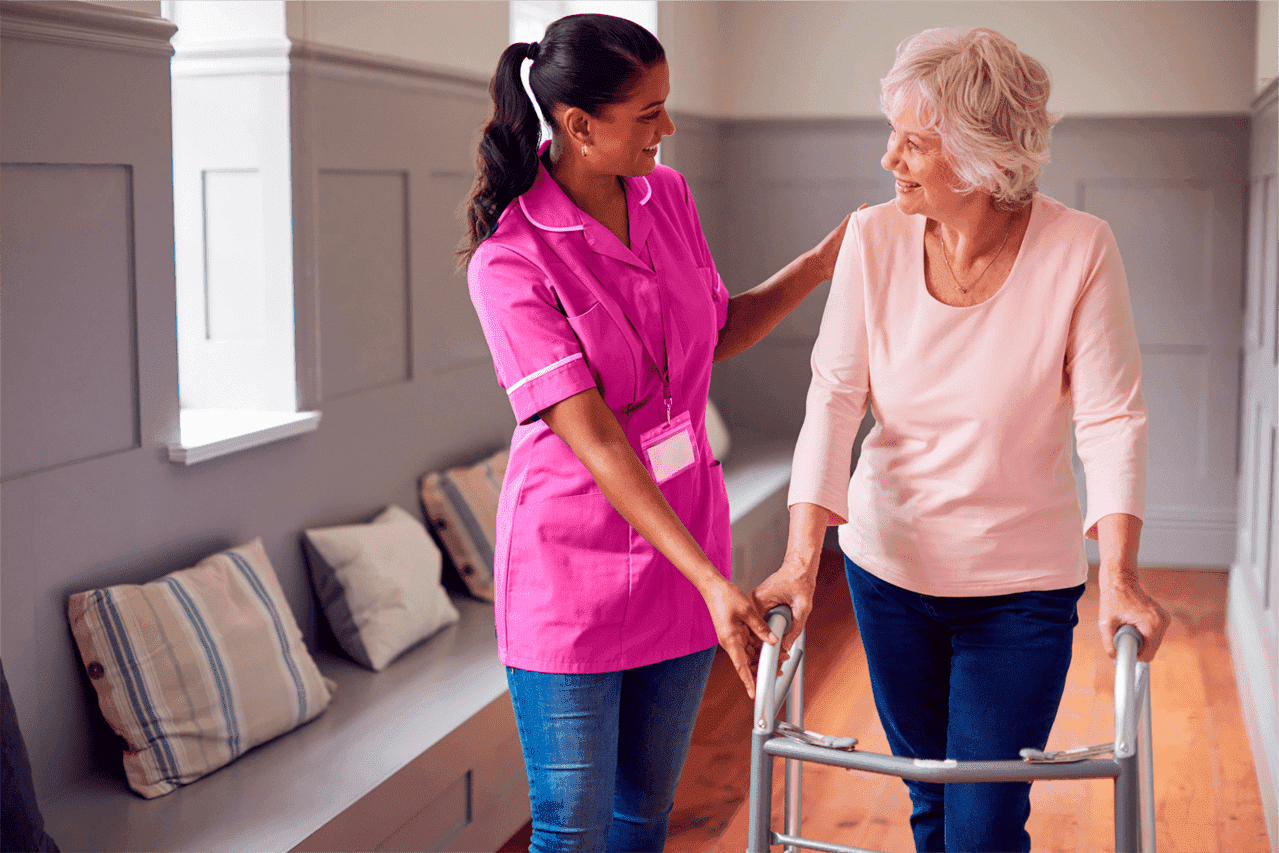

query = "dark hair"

[{"left": 458, "top": 14, "right": 665, "bottom": 266}]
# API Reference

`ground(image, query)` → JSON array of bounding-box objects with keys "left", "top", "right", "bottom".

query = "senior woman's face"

[{"left": 881, "top": 100, "right": 962, "bottom": 219}]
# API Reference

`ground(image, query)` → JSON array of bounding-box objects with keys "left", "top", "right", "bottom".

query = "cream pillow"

[
  {"left": 67, "top": 539, "right": 335, "bottom": 799},
  {"left": 304, "top": 505, "right": 460, "bottom": 671}
]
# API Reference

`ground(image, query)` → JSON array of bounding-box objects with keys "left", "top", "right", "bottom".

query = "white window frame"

[{"left": 162, "top": 0, "right": 320, "bottom": 465}]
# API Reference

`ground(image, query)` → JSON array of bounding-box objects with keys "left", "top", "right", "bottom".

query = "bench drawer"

[{"left": 292, "top": 694, "right": 529, "bottom": 853}]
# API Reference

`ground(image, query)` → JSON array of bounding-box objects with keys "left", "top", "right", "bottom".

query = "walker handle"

[
  {"left": 753, "top": 606, "right": 797, "bottom": 730},
  {"left": 1113, "top": 624, "right": 1144, "bottom": 759},
  {"left": 766, "top": 604, "right": 793, "bottom": 639}
]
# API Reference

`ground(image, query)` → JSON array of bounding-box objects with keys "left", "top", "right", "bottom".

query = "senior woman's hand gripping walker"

[{"left": 752, "top": 26, "right": 1171, "bottom": 852}]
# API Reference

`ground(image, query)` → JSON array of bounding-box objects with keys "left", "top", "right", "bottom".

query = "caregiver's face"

[{"left": 589, "top": 60, "right": 675, "bottom": 177}]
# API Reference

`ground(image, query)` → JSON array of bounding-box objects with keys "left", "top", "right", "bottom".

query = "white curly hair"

[{"left": 881, "top": 27, "right": 1058, "bottom": 211}]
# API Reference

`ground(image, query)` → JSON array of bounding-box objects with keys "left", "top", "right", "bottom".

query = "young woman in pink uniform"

[
  {"left": 460, "top": 15, "right": 847, "bottom": 852},
  {"left": 753, "top": 28, "right": 1172, "bottom": 852}
]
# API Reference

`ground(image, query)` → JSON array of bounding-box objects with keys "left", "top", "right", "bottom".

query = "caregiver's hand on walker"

[{"left": 1094, "top": 512, "right": 1171, "bottom": 663}]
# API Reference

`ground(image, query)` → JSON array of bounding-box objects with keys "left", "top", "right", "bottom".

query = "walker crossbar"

[
  {"left": 747, "top": 612, "right": 1155, "bottom": 853},
  {"left": 765, "top": 738, "right": 1122, "bottom": 782}
]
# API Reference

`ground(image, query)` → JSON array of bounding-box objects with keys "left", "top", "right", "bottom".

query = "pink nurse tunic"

[{"left": 468, "top": 155, "right": 732, "bottom": 674}]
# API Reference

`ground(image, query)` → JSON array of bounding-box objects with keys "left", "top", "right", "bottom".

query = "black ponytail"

[
  {"left": 459, "top": 41, "right": 540, "bottom": 267},
  {"left": 459, "top": 15, "right": 664, "bottom": 266}
]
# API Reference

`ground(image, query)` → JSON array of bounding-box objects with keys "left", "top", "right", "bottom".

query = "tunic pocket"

[
  {"left": 564, "top": 302, "right": 638, "bottom": 415},
  {"left": 506, "top": 490, "right": 631, "bottom": 654}
]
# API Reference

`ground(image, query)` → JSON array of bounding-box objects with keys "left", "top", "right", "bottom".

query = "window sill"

[{"left": 168, "top": 409, "right": 321, "bottom": 465}]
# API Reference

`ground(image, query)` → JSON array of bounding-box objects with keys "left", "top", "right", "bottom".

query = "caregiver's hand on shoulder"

[
  {"left": 806, "top": 204, "right": 867, "bottom": 282},
  {"left": 701, "top": 578, "right": 776, "bottom": 699},
  {"left": 806, "top": 213, "right": 851, "bottom": 282}
]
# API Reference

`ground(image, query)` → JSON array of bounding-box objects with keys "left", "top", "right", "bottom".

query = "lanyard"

[
  {"left": 560, "top": 222, "right": 678, "bottom": 423},
  {"left": 637, "top": 242, "right": 674, "bottom": 423}
]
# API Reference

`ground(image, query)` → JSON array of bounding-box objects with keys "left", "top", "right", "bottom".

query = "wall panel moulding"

[{"left": 0, "top": 1, "right": 176, "bottom": 56}]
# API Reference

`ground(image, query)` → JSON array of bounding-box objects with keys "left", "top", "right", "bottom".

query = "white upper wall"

[
  {"left": 659, "top": 0, "right": 729, "bottom": 116},
  {"left": 283, "top": 1, "right": 506, "bottom": 79},
  {"left": 1259, "top": 1, "right": 1278, "bottom": 94},
  {"left": 85, "top": 1, "right": 162, "bottom": 13},
  {"left": 662, "top": 1, "right": 1259, "bottom": 119},
  {"left": 85, "top": 1, "right": 1270, "bottom": 115},
  {"left": 171, "top": 0, "right": 286, "bottom": 46}
]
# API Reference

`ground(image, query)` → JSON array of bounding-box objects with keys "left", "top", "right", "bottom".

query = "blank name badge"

[{"left": 641, "top": 411, "right": 699, "bottom": 483}]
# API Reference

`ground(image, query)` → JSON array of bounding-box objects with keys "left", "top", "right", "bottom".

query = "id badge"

[{"left": 641, "top": 411, "right": 698, "bottom": 484}]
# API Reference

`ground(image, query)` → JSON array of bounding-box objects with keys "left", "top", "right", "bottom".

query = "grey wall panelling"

[
  {"left": 1, "top": 164, "right": 141, "bottom": 479},
  {"left": 1227, "top": 78, "right": 1278, "bottom": 847},
  {"left": 1051, "top": 117, "right": 1248, "bottom": 567},
  {"left": 317, "top": 169, "right": 413, "bottom": 400}
]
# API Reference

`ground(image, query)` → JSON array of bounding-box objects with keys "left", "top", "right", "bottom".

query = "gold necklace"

[{"left": 939, "top": 214, "right": 1015, "bottom": 294}]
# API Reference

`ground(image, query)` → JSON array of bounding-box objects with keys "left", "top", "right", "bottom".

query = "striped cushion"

[
  {"left": 67, "top": 539, "right": 334, "bottom": 799},
  {"left": 419, "top": 450, "right": 508, "bottom": 601}
]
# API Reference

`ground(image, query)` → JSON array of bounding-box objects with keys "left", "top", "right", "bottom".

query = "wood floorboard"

[{"left": 499, "top": 553, "right": 1270, "bottom": 852}]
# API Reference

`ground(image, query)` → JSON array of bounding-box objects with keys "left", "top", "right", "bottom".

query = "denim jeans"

[
  {"left": 506, "top": 647, "right": 716, "bottom": 853},
  {"left": 844, "top": 557, "right": 1084, "bottom": 853}
]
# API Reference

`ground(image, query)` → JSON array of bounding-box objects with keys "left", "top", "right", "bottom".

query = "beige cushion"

[
  {"left": 303, "top": 505, "right": 460, "bottom": 671},
  {"left": 419, "top": 450, "right": 508, "bottom": 601},
  {"left": 67, "top": 539, "right": 335, "bottom": 799}
]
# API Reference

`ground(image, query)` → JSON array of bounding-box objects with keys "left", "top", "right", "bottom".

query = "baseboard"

[
  {"left": 1227, "top": 566, "right": 1278, "bottom": 853},
  {"left": 1130, "top": 507, "right": 1237, "bottom": 568}
]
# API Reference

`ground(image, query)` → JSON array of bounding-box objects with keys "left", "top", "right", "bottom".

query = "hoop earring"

[{"left": 581, "top": 145, "right": 588, "bottom": 158}]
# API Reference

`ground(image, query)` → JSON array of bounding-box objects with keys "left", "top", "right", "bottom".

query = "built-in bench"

[
  {"left": 37, "top": 436, "right": 794, "bottom": 853},
  {"left": 722, "top": 434, "right": 796, "bottom": 594},
  {"left": 40, "top": 593, "right": 526, "bottom": 853}
]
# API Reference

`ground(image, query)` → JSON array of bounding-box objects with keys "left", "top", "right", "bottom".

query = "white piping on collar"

[
  {"left": 519, "top": 194, "right": 585, "bottom": 232},
  {"left": 635, "top": 174, "right": 652, "bottom": 205},
  {"left": 519, "top": 174, "right": 652, "bottom": 232}
]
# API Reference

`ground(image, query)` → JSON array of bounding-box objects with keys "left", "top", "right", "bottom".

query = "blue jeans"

[
  {"left": 845, "top": 557, "right": 1084, "bottom": 853},
  {"left": 506, "top": 647, "right": 716, "bottom": 853}
]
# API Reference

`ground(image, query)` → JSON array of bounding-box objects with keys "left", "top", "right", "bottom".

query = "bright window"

[
  {"left": 511, "top": 0, "right": 657, "bottom": 43},
  {"left": 162, "top": 0, "right": 319, "bottom": 464}
]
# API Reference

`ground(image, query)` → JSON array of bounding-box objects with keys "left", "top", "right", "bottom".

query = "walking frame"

[{"left": 747, "top": 606, "right": 1156, "bottom": 853}]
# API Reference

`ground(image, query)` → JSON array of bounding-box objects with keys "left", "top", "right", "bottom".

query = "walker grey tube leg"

[
  {"left": 1138, "top": 663, "right": 1156, "bottom": 852},
  {"left": 748, "top": 725, "right": 775, "bottom": 853},
  {"left": 1113, "top": 625, "right": 1144, "bottom": 853},
  {"left": 783, "top": 634, "right": 806, "bottom": 853},
  {"left": 1115, "top": 752, "right": 1142, "bottom": 853},
  {"left": 748, "top": 608, "right": 793, "bottom": 853}
]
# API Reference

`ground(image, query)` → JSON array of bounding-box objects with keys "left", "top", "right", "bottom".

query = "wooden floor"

[{"left": 500, "top": 552, "right": 1271, "bottom": 852}]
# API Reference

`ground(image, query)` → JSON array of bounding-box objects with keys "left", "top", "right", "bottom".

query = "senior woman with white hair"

[{"left": 753, "top": 27, "right": 1172, "bottom": 852}]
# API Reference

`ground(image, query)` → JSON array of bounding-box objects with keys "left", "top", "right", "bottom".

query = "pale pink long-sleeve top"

[{"left": 789, "top": 195, "right": 1147, "bottom": 596}]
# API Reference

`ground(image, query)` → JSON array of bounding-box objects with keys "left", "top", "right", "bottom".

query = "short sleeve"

[{"left": 468, "top": 242, "right": 598, "bottom": 424}]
